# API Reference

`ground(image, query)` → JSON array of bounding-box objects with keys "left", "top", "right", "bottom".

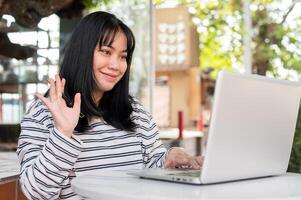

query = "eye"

[
  {"left": 100, "top": 49, "right": 111, "bottom": 56},
  {"left": 120, "top": 54, "right": 127, "bottom": 60}
]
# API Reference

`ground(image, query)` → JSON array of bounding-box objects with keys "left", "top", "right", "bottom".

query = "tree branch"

[{"left": 280, "top": 0, "right": 300, "bottom": 24}]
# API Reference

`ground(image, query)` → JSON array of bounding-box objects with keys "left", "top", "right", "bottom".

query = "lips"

[{"left": 101, "top": 72, "right": 118, "bottom": 81}]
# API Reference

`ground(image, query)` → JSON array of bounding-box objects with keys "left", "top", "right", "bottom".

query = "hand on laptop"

[{"left": 164, "top": 147, "right": 203, "bottom": 169}]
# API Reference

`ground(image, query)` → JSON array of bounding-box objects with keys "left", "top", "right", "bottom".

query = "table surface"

[
  {"left": 0, "top": 152, "right": 20, "bottom": 182},
  {"left": 71, "top": 171, "right": 301, "bottom": 200}
]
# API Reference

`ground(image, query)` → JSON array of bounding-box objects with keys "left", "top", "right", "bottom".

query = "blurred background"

[{"left": 0, "top": 0, "right": 301, "bottom": 175}]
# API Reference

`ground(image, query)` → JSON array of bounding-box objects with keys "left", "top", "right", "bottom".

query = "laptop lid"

[{"left": 201, "top": 71, "right": 301, "bottom": 184}]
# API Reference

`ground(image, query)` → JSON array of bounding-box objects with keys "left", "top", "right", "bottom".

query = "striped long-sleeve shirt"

[{"left": 16, "top": 98, "right": 167, "bottom": 200}]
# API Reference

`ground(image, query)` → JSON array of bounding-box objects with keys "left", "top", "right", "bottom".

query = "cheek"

[
  {"left": 93, "top": 55, "right": 105, "bottom": 69},
  {"left": 121, "top": 63, "right": 128, "bottom": 75}
]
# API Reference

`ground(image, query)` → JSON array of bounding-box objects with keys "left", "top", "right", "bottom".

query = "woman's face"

[{"left": 92, "top": 31, "right": 128, "bottom": 102}]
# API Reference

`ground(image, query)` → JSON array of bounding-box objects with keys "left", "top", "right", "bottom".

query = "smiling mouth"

[{"left": 101, "top": 72, "right": 118, "bottom": 80}]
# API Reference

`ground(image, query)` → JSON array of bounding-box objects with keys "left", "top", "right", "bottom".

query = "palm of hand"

[
  {"left": 36, "top": 75, "right": 81, "bottom": 138},
  {"left": 48, "top": 97, "right": 80, "bottom": 137}
]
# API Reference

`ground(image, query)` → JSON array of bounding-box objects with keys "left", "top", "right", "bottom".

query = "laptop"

[{"left": 128, "top": 70, "right": 301, "bottom": 184}]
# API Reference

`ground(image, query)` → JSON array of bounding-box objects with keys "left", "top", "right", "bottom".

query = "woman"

[{"left": 17, "top": 11, "right": 202, "bottom": 200}]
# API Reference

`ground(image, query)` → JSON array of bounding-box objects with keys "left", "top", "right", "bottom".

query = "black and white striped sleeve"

[
  {"left": 16, "top": 100, "right": 83, "bottom": 200},
  {"left": 131, "top": 100, "right": 167, "bottom": 168}
]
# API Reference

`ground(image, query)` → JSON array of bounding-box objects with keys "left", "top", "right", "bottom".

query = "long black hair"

[{"left": 58, "top": 11, "right": 136, "bottom": 132}]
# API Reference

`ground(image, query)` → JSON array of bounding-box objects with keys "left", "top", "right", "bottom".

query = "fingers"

[
  {"left": 35, "top": 93, "right": 51, "bottom": 108},
  {"left": 174, "top": 156, "right": 190, "bottom": 167},
  {"left": 73, "top": 93, "right": 81, "bottom": 113},
  {"left": 55, "top": 74, "right": 62, "bottom": 98},
  {"left": 48, "top": 75, "right": 64, "bottom": 101},
  {"left": 195, "top": 156, "right": 204, "bottom": 166},
  {"left": 164, "top": 148, "right": 202, "bottom": 169},
  {"left": 164, "top": 159, "right": 174, "bottom": 168},
  {"left": 49, "top": 78, "right": 56, "bottom": 100},
  {"left": 165, "top": 156, "right": 200, "bottom": 169},
  {"left": 174, "top": 156, "right": 200, "bottom": 169},
  {"left": 61, "top": 78, "right": 66, "bottom": 94},
  {"left": 190, "top": 158, "right": 201, "bottom": 169}
]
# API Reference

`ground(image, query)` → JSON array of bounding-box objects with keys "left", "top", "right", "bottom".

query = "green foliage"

[
  {"left": 155, "top": 0, "right": 301, "bottom": 78},
  {"left": 288, "top": 104, "right": 301, "bottom": 173},
  {"left": 190, "top": 0, "right": 242, "bottom": 78},
  {"left": 83, "top": 0, "right": 149, "bottom": 11},
  {"left": 154, "top": 0, "right": 165, "bottom": 4},
  {"left": 81, "top": 0, "right": 111, "bottom": 9}
]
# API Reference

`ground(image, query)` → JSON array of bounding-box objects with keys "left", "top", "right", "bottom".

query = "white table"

[
  {"left": 71, "top": 171, "right": 301, "bottom": 200},
  {"left": 0, "top": 152, "right": 20, "bottom": 182}
]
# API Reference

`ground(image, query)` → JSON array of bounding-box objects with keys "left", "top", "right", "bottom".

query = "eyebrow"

[{"left": 103, "top": 45, "right": 127, "bottom": 53}]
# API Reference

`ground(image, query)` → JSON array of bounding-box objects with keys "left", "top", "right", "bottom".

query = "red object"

[
  {"left": 178, "top": 111, "right": 183, "bottom": 140},
  {"left": 197, "top": 114, "right": 203, "bottom": 131}
]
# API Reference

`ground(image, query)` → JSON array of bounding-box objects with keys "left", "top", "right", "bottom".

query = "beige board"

[
  {"left": 155, "top": 6, "right": 200, "bottom": 71},
  {"left": 168, "top": 68, "right": 201, "bottom": 127}
]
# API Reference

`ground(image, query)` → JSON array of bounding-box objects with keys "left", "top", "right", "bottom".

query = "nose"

[{"left": 108, "top": 57, "right": 119, "bottom": 70}]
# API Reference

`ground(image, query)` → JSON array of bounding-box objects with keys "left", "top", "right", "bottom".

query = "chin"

[
  {"left": 97, "top": 80, "right": 119, "bottom": 92},
  {"left": 101, "top": 85, "right": 115, "bottom": 92}
]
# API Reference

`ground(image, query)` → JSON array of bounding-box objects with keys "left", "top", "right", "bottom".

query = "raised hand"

[{"left": 35, "top": 74, "right": 81, "bottom": 138}]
